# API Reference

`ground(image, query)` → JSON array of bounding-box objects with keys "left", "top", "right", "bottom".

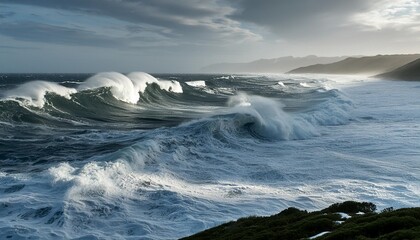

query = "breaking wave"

[
  {"left": 3, "top": 80, "right": 77, "bottom": 108},
  {"left": 220, "top": 93, "right": 318, "bottom": 140},
  {"left": 1, "top": 72, "right": 183, "bottom": 107}
]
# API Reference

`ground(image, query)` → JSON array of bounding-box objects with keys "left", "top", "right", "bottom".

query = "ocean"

[{"left": 0, "top": 72, "right": 419, "bottom": 239}]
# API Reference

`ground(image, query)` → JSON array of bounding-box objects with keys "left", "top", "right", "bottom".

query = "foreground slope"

[
  {"left": 201, "top": 56, "right": 346, "bottom": 73},
  {"left": 376, "top": 58, "right": 420, "bottom": 81},
  {"left": 288, "top": 54, "right": 420, "bottom": 75},
  {"left": 183, "top": 202, "right": 420, "bottom": 240}
]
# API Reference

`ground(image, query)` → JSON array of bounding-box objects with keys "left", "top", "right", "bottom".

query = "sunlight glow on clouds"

[{"left": 353, "top": 0, "right": 420, "bottom": 31}]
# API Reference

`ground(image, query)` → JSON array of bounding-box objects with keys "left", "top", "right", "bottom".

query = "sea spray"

[
  {"left": 3, "top": 80, "right": 76, "bottom": 107},
  {"left": 225, "top": 93, "right": 318, "bottom": 140}
]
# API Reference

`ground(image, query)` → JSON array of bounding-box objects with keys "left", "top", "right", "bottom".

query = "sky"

[{"left": 0, "top": 0, "right": 419, "bottom": 73}]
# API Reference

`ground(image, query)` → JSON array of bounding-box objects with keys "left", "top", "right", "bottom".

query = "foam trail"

[
  {"left": 78, "top": 72, "right": 140, "bottom": 104},
  {"left": 3, "top": 81, "right": 76, "bottom": 107}
]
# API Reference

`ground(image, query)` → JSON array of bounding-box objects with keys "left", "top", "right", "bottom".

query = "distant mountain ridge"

[
  {"left": 376, "top": 58, "right": 420, "bottom": 81},
  {"left": 201, "top": 55, "right": 347, "bottom": 73},
  {"left": 288, "top": 54, "right": 420, "bottom": 75}
]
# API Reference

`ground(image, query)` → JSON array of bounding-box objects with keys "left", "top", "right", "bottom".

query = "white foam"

[
  {"left": 218, "top": 75, "right": 234, "bottom": 80},
  {"left": 155, "top": 79, "right": 183, "bottom": 93},
  {"left": 337, "top": 212, "right": 351, "bottom": 219},
  {"left": 299, "top": 82, "right": 311, "bottom": 88},
  {"left": 49, "top": 162, "right": 77, "bottom": 183},
  {"left": 186, "top": 81, "right": 206, "bottom": 87}
]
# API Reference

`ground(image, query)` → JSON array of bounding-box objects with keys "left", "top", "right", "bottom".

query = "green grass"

[{"left": 182, "top": 201, "right": 420, "bottom": 240}]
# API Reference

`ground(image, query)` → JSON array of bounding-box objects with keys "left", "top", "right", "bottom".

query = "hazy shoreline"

[{"left": 201, "top": 54, "right": 420, "bottom": 81}]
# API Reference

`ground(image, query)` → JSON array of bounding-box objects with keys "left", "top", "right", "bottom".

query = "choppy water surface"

[{"left": 0, "top": 72, "right": 419, "bottom": 239}]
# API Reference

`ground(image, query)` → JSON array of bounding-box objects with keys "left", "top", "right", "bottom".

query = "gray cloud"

[
  {"left": 0, "top": 0, "right": 259, "bottom": 44},
  {"left": 0, "top": 21, "right": 123, "bottom": 47},
  {"left": 0, "top": 45, "right": 39, "bottom": 49},
  {"left": 230, "top": 0, "right": 382, "bottom": 38},
  {"left": 1, "top": 0, "right": 418, "bottom": 44},
  {"left": 0, "top": 21, "right": 184, "bottom": 50},
  {"left": 0, "top": 10, "right": 15, "bottom": 18},
  {"left": 0, "top": 21, "right": 180, "bottom": 49}
]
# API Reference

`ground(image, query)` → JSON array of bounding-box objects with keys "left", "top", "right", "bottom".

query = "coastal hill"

[
  {"left": 376, "top": 58, "right": 420, "bottom": 81},
  {"left": 288, "top": 54, "right": 420, "bottom": 75},
  {"left": 183, "top": 201, "right": 420, "bottom": 240},
  {"left": 201, "top": 56, "right": 347, "bottom": 73}
]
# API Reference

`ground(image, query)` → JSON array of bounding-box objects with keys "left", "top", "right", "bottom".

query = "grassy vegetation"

[{"left": 182, "top": 201, "right": 420, "bottom": 240}]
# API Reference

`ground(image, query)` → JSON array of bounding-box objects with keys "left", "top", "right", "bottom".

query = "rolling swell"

[
  {"left": 28, "top": 90, "right": 352, "bottom": 238},
  {"left": 0, "top": 72, "right": 353, "bottom": 132},
  {"left": 0, "top": 72, "right": 189, "bottom": 128}
]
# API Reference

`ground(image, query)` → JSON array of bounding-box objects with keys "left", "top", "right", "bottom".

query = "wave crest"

[
  {"left": 3, "top": 81, "right": 77, "bottom": 108},
  {"left": 1, "top": 72, "right": 183, "bottom": 107},
  {"left": 78, "top": 72, "right": 139, "bottom": 104}
]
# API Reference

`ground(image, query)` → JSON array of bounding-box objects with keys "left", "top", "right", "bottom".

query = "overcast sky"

[{"left": 0, "top": 0, "right": 419, "bottom": 73}]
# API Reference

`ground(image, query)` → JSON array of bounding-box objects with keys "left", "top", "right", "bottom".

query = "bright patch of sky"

[{"left": 353, "top": 0, "right": 420, "bottom": 31}]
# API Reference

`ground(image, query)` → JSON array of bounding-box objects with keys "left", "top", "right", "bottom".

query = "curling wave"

[
  {"left": 221, "top": 93, "right": 318, "bottom": 140},
  {"left": 1, "top": 72, "right": 183, "bottom": 107}
]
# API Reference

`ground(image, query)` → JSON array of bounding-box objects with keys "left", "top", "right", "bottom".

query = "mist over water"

[{"left": 0, "top": 73, "right": 419, "bottom": 239}]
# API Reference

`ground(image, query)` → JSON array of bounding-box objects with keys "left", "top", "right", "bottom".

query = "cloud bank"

[{"left": 0, "top": 0, "right": 419, "bottom": 72}]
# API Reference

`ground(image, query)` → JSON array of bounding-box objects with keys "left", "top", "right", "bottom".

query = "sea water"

[{"left": 0, "top": 73, "right": 419, "bottom": 239}]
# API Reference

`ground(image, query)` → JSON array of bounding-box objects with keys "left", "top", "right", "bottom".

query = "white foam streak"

[
  {"left": 299, "top": 82, "right": 311, "bottom": 88},
  {"left": 186, "top": 80, "right": 206, "bottom": 87}
]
